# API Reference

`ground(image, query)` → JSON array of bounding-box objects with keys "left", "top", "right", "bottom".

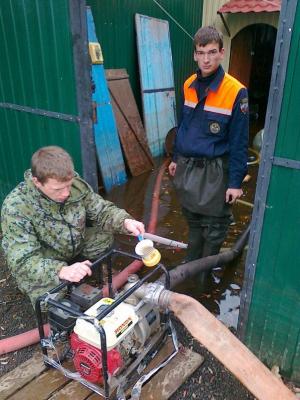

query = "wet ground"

[{"left": 0, "top": 156, "right": 258, "bottom": 399}]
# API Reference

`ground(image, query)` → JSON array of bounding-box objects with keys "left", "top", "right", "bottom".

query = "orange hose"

[
  {"left": 169, "top": 292, "right": 296, "bottom": 400},
  {"left": 0, "top": 324, "right": 50, "bottom": 356}
]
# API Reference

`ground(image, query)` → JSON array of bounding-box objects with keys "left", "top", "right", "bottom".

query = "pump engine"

[{"left": 69, "top": 294, "right": 160, "bottom": 384}]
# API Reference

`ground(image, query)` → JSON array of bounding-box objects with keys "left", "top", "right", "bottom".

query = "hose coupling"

[
  {"left": 140, "top": 283, "right": 172, "bottom": 309},
  {"left": 157, "top": 289, "right": 172, "bottom": 309}
]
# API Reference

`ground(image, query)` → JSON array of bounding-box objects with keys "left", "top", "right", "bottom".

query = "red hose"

[
  {"left": 147, "top": 158, "right": 170, "bottom": 234},
  {"left": 103, "top": 158, "right": 170, "bottom": 295},
  {"left": 0, "top": 324, "right": 50, "bottom": 356},
  {"left": 0, "top": 159, "right": 169, "bottom": 356}
]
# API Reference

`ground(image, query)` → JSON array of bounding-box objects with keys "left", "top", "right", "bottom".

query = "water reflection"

[{"left": 216, "top": 285, "right": 241, "bottom": 329}]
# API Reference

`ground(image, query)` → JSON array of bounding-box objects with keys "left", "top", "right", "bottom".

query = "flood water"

[{"left": 104, "top": 156, "right": 258, "bottom": 331}]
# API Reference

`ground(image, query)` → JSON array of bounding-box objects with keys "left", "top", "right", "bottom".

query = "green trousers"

[{"left": 182, "top": 208, "right": 231, "bottom": 262}]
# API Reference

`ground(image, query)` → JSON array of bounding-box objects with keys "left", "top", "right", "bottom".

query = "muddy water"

[{"left": 104, "top": 157, "right": 258, "bottom": 331}]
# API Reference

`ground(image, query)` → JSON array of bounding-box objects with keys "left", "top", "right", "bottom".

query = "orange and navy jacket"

[{"left": 174, "top": 66, "right": 249, "bottom": 189}]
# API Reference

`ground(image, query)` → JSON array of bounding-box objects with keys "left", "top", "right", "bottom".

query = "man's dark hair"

[
  {"left": 31, "top": 146, "right": 74, "bottom": 183},
  {"left": 194, "top": 26, "right": 223, "bottom": 50}
]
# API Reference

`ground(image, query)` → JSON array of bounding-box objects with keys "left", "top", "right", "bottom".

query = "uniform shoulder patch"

[{"left": 240, "top": 98, "right": 249, "bottom": 114}]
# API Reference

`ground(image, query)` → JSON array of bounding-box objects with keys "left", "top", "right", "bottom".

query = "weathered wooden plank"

[
  {"left": 0, "top": 352, "right": 46, "bottom": 400},
  {"left": 106, "top": 69, "right": 154, "bottom": 176},
  {"left": 85, "top": 339, "right": 203, "bottom": 400},
  {"left": 85, "top": 392, "right": 102, "bottom": 399},
  {"left": 135, "top": 14, "right": 177, "bottom": 157},
  {"left": 105, "top": 69, "right": 129, "bottom": 81},
  {"left": 139, "top": 347, "right": 204, "bottom": 400},
  {"left": 48, "top": 380, "right": 91, "bottom": 400},
  {"left": 8, "top": 367, "right": 69, "bottom": 400},
  {"left": 1, "top": 342, "right": 202, "bottom": 400}
]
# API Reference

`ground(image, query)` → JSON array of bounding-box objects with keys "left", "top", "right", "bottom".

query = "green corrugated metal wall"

[
  {"left": 240, "top": 0, "right": 300, "bottom": 383},
  {"left": 0, "top": 0, "right": 82, "bottom": 204},
  {"left": 87, "top": 0, "right": 203, "bottom": 115}
]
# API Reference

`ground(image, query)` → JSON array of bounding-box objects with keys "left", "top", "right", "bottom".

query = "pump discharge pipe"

[{"left": 162, "top": 223, "right": 250, "bottom": 288}]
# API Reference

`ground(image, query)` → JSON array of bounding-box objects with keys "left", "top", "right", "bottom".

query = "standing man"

[
  {"left": 1, "top": 146, "right": 145, "bottom": 306},
  {"left": 169, "top": 26, "right": 249, "bottom": 262}
]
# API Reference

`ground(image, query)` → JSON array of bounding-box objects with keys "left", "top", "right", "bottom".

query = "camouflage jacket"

[{"left": 1, "top": 170, "right": 131, "bottom": 305}]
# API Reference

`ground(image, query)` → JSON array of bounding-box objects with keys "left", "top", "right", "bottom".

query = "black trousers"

[{"left": 182, "top": 207, "right": 231, "bottom": 262}]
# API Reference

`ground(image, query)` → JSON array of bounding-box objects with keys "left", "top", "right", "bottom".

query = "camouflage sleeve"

[
  {"left": 83, "top": 189, "right": 132, "bottom": 234},
  {"left": 1, "top": 207, "right": 66, "bottom": 297}
]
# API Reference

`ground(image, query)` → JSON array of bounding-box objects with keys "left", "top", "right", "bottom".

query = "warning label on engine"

[{"left": 115, "top": 317, "right": 133, "bottom": 338}]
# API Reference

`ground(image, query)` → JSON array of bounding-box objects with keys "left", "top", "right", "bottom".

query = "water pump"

[{"left": 36, "top": 249, "right": 177, "bottom": 400}]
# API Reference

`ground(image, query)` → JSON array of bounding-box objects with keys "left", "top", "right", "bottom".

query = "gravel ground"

[{"left": 0, "top": 247, "right": 39, "bottom": 374}]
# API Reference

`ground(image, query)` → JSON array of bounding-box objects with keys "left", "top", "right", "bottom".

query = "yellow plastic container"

[{"left": 135, "top": 239, "right": 161, "bottom": 267}]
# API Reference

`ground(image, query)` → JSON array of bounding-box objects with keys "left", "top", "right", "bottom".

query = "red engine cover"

[{"left": 70, "top": 332, "right": 123, "bottom": 383}]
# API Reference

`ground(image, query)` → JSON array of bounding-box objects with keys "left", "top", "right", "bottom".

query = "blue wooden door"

[
  {"left": 87, "top": 7, "right": 127, "bottom": 191},
  {"left": 135, "top": 14, "right": 177, "bottom": 158}
]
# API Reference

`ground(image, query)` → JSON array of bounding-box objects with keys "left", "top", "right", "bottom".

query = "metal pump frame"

[{"left": 35, "top": 248, "right": 171, "bottom": 399}]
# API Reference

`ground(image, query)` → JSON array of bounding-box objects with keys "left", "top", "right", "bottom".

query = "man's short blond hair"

[{"left": 31, "top": 146, "right": 74, "bottom": 183}]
